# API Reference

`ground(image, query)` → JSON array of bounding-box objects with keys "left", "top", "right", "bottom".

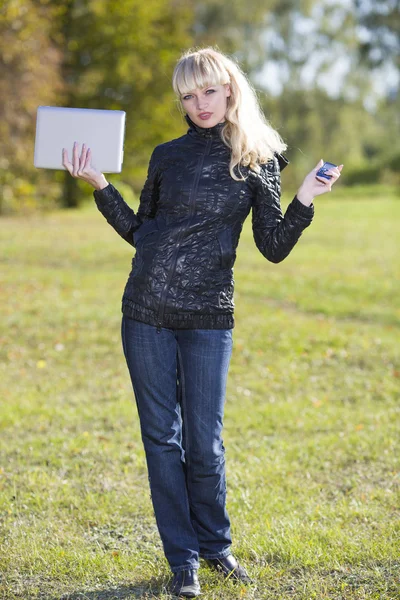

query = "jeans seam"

[{"left": 177, "top": 344, "right": 190, "bottom": 466}]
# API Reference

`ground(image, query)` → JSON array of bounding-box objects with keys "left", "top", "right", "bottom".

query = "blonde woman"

[{"left": 63, "top": 46, "right": 343, "bottom": 598}]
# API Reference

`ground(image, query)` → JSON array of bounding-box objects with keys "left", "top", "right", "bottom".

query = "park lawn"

[{"left": 0, "top": 186, "right": 399, "bottom": 599}]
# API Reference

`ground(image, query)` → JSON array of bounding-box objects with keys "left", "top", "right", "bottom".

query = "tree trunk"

[{"left": 62, "top": 172, "right": 79, "bottom": 208}]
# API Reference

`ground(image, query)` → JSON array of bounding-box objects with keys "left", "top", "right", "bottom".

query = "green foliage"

[
  {"left": 1, "top": 1, "right": 399, "bottom": 214},
  {"left": 0, "top": 0, "right": 64, "bottom": 214},
  {"left": 355, "top": 0, "right": 400, "bottom": 68},
  {"left": 0, "top": 0, "right": 193, "bottom": 213},
  {"left": 264, "top": 89, "right": 400, "bottom": 189},
  {"left": 56, "top": 0, "right": 193, "bottom": 206},
  {"left": 344, "top": 163, "right": 397, "bottom": 187},
  {"left": 70, "top": 0, "right": 193, "bottom": 168}
]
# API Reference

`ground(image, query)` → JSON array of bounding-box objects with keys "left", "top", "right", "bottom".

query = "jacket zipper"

[{"left": 156, "top": 133, "right": 213, "bottom": 332}]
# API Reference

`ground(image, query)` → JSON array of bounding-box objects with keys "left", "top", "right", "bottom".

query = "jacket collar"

[
  {"left": 184, "top": 113, "right": 289, "bottom": 170},
  {"left": 185, "top": 113, "right": 226, "bottom": 139},
  {"left": 276, "top": 152, "right": 289, "bottom": 171}
]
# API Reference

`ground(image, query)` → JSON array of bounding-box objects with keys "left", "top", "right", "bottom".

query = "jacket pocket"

[
  {"left": 132, "top": 219, "right": 160, "bottom": 277},
  {"left": 217, "top": 226, "right": 235, "bottom": 269},
  {"left": 133, "top": 218, "right": 159, "bottom": 247}
]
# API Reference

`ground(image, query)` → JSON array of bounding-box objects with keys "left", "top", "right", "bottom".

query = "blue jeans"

[{"left": 121, "top": 315, "right": 233, "bottom": 573}]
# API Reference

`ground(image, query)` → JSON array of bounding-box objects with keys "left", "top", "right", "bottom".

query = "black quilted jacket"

[{"left": 93, "top": 113, "right": 314, "bottom": 332}]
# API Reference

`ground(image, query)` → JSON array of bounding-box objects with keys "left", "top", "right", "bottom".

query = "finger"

[
  {"left": 329, "top": 165, "right": 343, "bottom": 176},
  {"left": 84, "top": 148, "right": 93, "bottom": 172},
  {"left": 85, "top": 147, "right": 92, "bottom": 167},
  {"left": 331, "top": 165, "right": 343, "bottom": 178},
  {"left": 314, "top": 158, "right": 324, "bottom": 171},
  {"left": 62, "top": 148, "right": 73, "bottom": 174},
  {"left": 327, "top": 168, "right": 340, "bottom": 178},
  {"left": 73, "top": 142, "right": 80, "bottom": 175},
  {"left": 79, "top": 143, "right": 88, "bottom": 170},
  {"left": 81, "top": 149, "right": 91, "bottom": 174},
  {"left": 317, "top": 173, "right": 334, "bottom": 185}
]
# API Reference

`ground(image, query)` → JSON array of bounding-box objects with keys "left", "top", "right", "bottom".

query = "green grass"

[{"left": 0, "top": 187, "right": 399, "bottom": 599}]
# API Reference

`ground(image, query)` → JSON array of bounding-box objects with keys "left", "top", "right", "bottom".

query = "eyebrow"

[{"left": 181, "top": 86, "right": 216, "bottom": 96}]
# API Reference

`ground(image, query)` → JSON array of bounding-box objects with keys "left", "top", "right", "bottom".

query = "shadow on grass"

[{"left": 57, "top": 576, "right": 172, "bottom": 600}]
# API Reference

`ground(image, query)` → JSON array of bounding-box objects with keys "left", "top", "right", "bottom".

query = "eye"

[{"left": 182, "top": 89, "right": 215, "bottom": 101}]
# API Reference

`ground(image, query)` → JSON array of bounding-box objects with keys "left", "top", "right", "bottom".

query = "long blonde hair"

[{"left": 172, "top": 46, "right": 288, "bottom": 182}]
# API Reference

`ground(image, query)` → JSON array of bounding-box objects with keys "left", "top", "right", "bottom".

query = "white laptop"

[{"left": 34, "top": 106, "right": 126, "bottom": 173}]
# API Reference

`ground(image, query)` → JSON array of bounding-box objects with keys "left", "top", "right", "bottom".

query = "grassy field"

[{"left": 0, "top": 186, "right": 399, "bottom": 599}]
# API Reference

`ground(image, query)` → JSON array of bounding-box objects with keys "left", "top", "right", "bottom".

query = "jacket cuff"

[
  {"left": 290, "top": 195, "right": 315, "bottom": 218},
  {"left": 93, "top": 182, "right": 114, "bottom": 200}
]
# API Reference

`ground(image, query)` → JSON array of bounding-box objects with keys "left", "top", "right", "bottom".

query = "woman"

[{"left": 63, "top": 46, "right": 343, "bottom": 598}]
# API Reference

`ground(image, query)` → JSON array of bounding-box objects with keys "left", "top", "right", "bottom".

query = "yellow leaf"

[{"left": 37, "top": 360, "right": 46, "bottom": 368}]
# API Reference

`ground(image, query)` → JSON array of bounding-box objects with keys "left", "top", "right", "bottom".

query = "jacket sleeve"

[
  {"left": 92, "top": 145, "right": 161, "bottom": 247},
  {"left": 251, "top": 153, "right": 314, "bottom": 263}
]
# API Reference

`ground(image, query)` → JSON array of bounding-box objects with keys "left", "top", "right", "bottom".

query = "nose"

[{"left": 196, "top": 98, "right": 208, "bottom": 111}]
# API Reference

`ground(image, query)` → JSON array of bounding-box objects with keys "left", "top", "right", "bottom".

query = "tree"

[
  {"left": 354, "top": 0, "right": 400, "bottom": 70},
  {"left": 48, "top": 0, "right": 193, "bottom": 207},
  {"left": 0, "top": 0, "right": 64, "bottom": 214}
]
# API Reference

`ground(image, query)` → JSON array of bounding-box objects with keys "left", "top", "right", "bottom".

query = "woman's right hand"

[{"left": 62, "top": 142, "right": 109, "bottom": 190}]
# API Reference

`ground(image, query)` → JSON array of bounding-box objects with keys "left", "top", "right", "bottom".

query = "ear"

[{"left": 224, "top": 83, "right": 231, "bottom": 97}]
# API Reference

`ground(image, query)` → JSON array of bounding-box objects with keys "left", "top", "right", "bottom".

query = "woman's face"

[{"left": 180, "top": 83, "right": 231, "bottom": 128}]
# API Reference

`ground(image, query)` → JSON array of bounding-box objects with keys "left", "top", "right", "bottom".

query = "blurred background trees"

[{"left": 0, "top": 0, "right": 399, "bottom": 213}]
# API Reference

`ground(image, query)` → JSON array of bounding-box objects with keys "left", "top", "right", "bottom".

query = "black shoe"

[
  {"left": 169, "top": 568, "right": 201, "bottom": 597},
  {"left": 205, "top": 554, "right": 253, "bottom": 583}
]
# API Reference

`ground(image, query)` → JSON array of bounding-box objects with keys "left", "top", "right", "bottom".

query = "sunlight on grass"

[{"left": 0, "top": 188, "right": 399, "bottom": 599}]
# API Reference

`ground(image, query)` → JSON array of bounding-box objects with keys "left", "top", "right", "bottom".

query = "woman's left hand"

[{"left": 296, "top": 159, "right": 344, "bottom": 206}]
